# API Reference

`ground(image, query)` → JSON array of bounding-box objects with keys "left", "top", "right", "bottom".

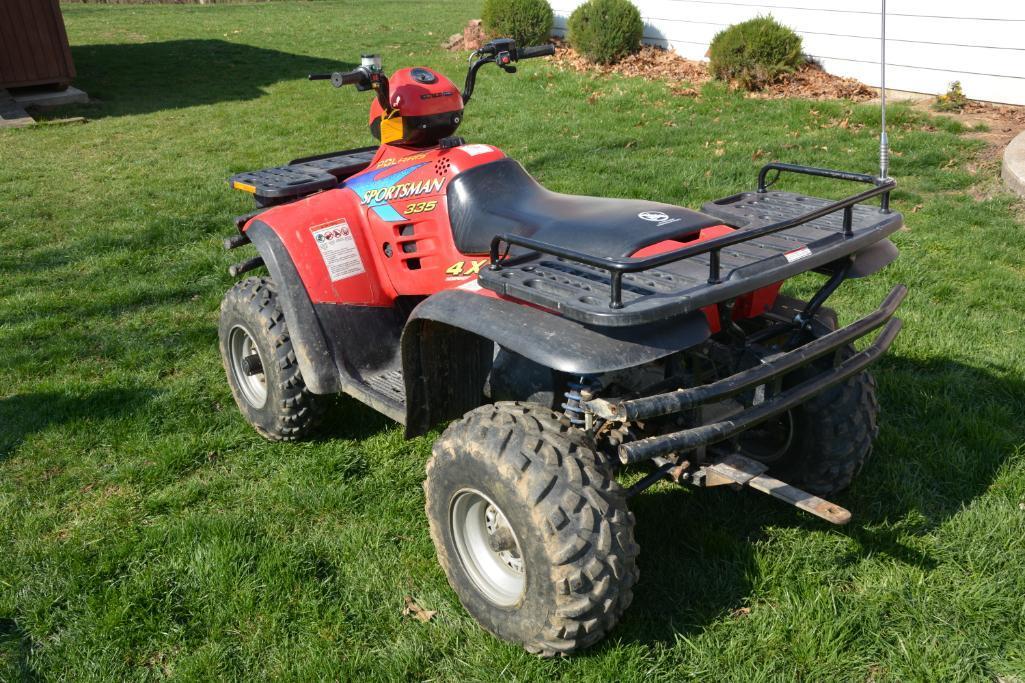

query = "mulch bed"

[
  {"left": 549, "top": 39, "right": 875, "bottom": 102},
  {"left": 447, "top": 23, "right": 1025, "bottom": 141}
]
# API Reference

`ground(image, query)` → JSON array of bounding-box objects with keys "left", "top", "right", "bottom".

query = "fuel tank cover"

[{"left": 411, "top": 68, "right": 437, "bottom": 84}]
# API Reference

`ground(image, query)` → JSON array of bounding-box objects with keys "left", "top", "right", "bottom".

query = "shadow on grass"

[
  {"left": 61, "top": 40, "right": 352, "bottom": 119},
  {"left": 597, "top": 354, "right": 1024, "bottom": 649},
  {"left": 0, "top": 618, "right": 40, "bottom": 682},
  {"left": 314, "top": 394, "right": 398, "bottom": 443},
  {"left": 0, "top": 388, "right": 156, "bottom": 462}
]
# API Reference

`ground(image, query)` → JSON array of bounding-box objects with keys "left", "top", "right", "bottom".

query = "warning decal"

[{"left": 312, "top": 221, "right": 365, "bottom": 282}]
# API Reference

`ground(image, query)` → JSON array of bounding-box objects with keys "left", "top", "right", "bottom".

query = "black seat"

[{"left": 446, "top": 158, "right": 721, "bottom": 256}]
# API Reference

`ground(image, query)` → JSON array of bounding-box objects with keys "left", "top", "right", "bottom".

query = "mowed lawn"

[{"left": 2, "top": 1, "right": 1025, "bottom": 679}]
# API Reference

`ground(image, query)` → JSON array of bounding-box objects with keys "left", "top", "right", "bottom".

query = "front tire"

[
  {"left": 425, "top": 402, "right": 639, "bottom": 656},
  {"left": 218, "top": 277, "right": 325, "bottom": 441}
]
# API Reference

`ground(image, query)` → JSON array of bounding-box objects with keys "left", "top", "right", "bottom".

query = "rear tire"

[
  {"left": 425, "top": 402, "right": 639, "bottom": 656},
  {"left": 218, "top": 277, "right": 325, "bottom": 441},
  {"left": 741, "top": 344, "right": 879, "bottom": 497}
]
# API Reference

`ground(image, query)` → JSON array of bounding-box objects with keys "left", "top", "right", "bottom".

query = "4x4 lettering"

[
  {"left": 464, "top": 259, "right": 487, "bottom": 275},
  {"left": 444, "top": 259, "right": 490, "bottom": 277}
]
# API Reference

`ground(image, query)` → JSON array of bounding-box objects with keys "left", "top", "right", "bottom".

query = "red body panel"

[
  {"left": 245, "top": 142, "right": 505, "bottom": 305},
  {"left": 631, "top": 232, "right": 782, "bottom": 332},
  {"left": 244, "top": 141, "right": 781, "bottom": 331}
]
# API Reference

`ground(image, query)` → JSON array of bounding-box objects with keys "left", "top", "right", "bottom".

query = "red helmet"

[{"left": 369, "top": 67, "right": 464, "bottom": 147}]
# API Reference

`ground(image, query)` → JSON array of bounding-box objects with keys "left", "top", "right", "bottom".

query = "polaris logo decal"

[
  {"left": 345, "top": 162, "right": 445, "bottom": 221},
  {"left": 638, "top": 210, "right": 680, "bottom": 227}
]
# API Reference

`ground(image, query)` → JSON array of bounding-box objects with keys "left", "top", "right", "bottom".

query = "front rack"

[{"left": 486, "top": 163, "right": 895, "bottom": 311}]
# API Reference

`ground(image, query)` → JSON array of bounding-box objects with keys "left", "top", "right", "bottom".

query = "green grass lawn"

[{"left": 2, "top": 1, "right": 1025, "bottom": 679}]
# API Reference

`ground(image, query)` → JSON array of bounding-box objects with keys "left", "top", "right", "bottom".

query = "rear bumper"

[{"left": 585, "top": 285, "right": 907, "bottom": 464}]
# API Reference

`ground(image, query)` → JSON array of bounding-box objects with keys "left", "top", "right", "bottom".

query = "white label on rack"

[
  {"left": 784, "top": 246, "right": 812, "bottom": 263},
  {"left": 312, "top": 220, "right": 365, "bottom": 281}
]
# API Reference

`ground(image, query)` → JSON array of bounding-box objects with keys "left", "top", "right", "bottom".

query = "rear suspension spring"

[{"left": 562, "top": 376, "right": 601, "bottom": 428}]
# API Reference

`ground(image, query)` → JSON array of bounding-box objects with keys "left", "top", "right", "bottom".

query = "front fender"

[{"left": 245, "top": 220, "right": 341, "bottom": 394}]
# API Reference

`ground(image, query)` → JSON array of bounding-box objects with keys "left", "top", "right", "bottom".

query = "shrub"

[
  {"left": 708, "top": 16, "right": 804, "bottom": 91},
  {"left": 567, "top": 0, "right": 643, "bottom": 65},
  {"left": 933, "top": 81, "right": 968, "bottom": 112},
  {"left": 482, "top": 0, "right": 554, "bottom": 48}
]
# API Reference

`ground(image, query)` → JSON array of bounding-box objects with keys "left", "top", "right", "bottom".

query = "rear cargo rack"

[
  {"left": 228, "top": 146, "right": 377, "bottom": 205},
  {"left": 479, "top": 163, "right": 899, "bottom": 327}
]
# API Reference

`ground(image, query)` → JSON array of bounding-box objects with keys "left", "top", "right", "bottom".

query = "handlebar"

[
  {"left": 515, "top": 44, "right": 556, "bottom": 60},
  {"left": 463, "top": 41, "right": 555, "bottom": 103},
  {"left": 307, "top": 69, "right": 367, "bottom": 88},
  {"left": 311, "top": 40, "right": 555, "bottom": 109},
  {"left": 309, "top": 65, "right": 390, "bottom": 109}
]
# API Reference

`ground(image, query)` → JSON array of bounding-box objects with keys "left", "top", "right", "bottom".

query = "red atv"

[{"left": 220, "top": 40, "right": 905, "bottom": 655}]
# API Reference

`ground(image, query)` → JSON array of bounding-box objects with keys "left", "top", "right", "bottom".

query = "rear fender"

[
  {"left": 815, "top": 239, "right": 899, "bottom": 280},
  {"left": 849, "top": 239, "right": 899, "bottom": 278},
  {"left": 400, "top": 289, "right": 710, "bottom": 437}
]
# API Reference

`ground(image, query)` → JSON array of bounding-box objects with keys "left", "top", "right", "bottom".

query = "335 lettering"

[
  {"left": 445, "top": 259, "right": 488, "bottom": 277},
  {"left": 404, "top": 200, "right": 437, "bottom": 215}
]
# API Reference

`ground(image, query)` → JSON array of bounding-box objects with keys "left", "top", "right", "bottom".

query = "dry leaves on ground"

[
  {"left": 442, "top": 20, "right": 1025, "bottom": 144},
  {"left": 402, "top": 595, "right": 437, "bottom": 623},
  {"left": 550, "top": 39, "right": 876, "bottom": 102},
  {"left": 552, "top": 40, "right": 709, "bottom": 84}
]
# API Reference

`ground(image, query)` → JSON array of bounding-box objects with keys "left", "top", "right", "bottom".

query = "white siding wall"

[{"left": 551, "top": 0, "right": 1025, "bottom": 105}]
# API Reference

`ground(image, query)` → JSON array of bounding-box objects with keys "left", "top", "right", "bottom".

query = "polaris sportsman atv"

[{"left": 219, "top": 40, "right": 905, "bottom": 655}]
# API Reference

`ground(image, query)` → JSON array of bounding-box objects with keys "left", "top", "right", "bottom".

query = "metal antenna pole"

[{"left": 879, "top": 0, "right": 889, "bottom": 181}]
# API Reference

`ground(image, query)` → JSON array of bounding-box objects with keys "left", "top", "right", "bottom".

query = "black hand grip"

[
  {"left": 515, "top": 44, "right": 555, "bottom": 60},
  {"left": 308, "top": 69, "right": 366, "bottom": 87},
  {"left": 332, "top": 69, "right": 366, "bottom": 87}
]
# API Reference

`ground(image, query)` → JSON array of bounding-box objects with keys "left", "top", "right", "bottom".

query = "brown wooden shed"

[{"left": 0, "top": 0, "right": 76, "bottom": 90}]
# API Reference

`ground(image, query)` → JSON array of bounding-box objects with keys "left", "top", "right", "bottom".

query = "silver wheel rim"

[
  {"left": 228, "top": 325, "right": 267, "bottom": 409},
  {"left": 450, "top": 489, "right": 526, "bottom": 606}
]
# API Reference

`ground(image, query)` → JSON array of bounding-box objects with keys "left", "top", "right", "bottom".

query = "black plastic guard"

[
  {"left": 244, "top": 221, "right": 341, "bottom": 395},
  {"left": 400, "top": 289, "right": 710, "bottom": 437},
  {"left": 403, "top": 289, "right": 710, "bottom": 376},
  {"left": 849, "top": 238, "right": 899, "bottom": 278}
]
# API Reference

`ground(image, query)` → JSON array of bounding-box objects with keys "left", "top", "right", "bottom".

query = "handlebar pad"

[{"left": 515, "top": 44, "right": 556, "bottom": 60}]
